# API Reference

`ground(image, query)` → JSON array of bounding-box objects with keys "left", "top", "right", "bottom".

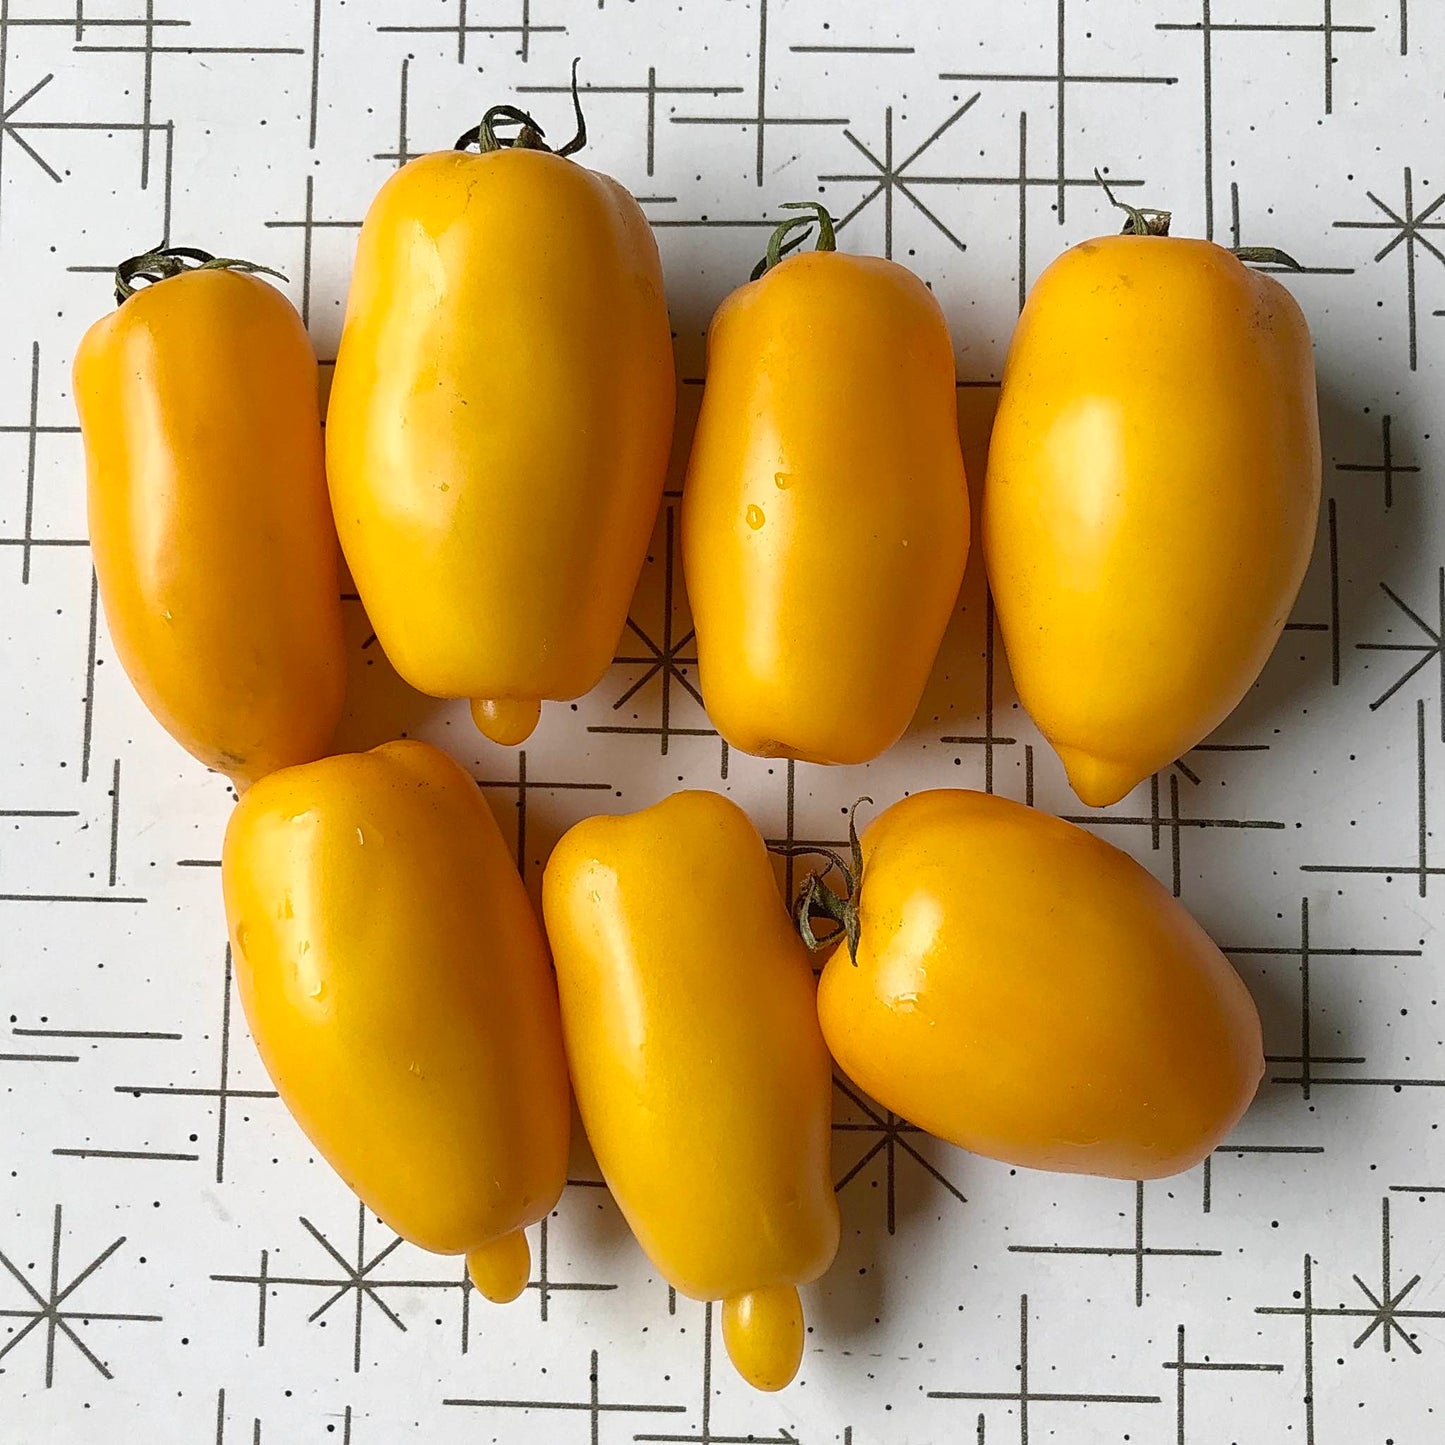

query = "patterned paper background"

[{"left": 2, "top": 2, "right": 1442, "bottom": 1441}]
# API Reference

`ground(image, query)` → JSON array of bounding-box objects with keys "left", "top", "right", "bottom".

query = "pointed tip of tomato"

[
  {"left": 721, "top": 1285, "right": 805, "bottom": 1392},
  {"left": 471, "top": 695, "right": 542, "bottom": 746},
  {"left": 1056, "top": 747, "right": 1144, "bottom": 809},
  {"left": 467, "top": 1230, "right": 532, "bottom": 1303}
]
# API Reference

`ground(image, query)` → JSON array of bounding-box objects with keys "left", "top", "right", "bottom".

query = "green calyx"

[
  {"left": 770, "top": 796, "right": 872, "bottom": 966},
  {"left": 113, "top": 246, "right": 286, "bottom": 307},
  {"left": 457, "top": 57, "right": 586, "bottom": 157},
  {"left": 750, "top": 201, "right": 838, "bottom": 282},
  {"left": 1230, "top": 246, "right": 1307, "bottom": 269},
  {"left": 1092, "top": 168, "right": 1303, "bottom": 270}
]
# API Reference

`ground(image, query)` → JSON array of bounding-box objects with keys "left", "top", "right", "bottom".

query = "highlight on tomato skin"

[
  {"left": 221, "top": 738, "right": 570, "bottom": 1289},
  {"left": 542, "top": 789, "right": 839, "bottom": 1392},
  {"left": 325, "top": 78, "right": 675, "bottom": 749},
  {"left": 811, "top": 789, "right": 1265, "bottom": 1181},
  {"left": 982, "top": 205, "right": 1321, "bottom": 807},
  {"left": 74, "top": 249, "right": 347, "bottom": 790}
]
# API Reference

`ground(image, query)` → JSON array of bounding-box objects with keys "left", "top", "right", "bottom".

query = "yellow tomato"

[
  {"left": 682, "top": 208, "right": 969, "bottom": 765},
  {"left": 74, "top": 250, "right": 346, "bottom": 789},
  {"left": 542, "top": 790, "right": 838, "bottom": 1391},
  {"left": 815, "top": 791, "right": 1263, "bottom": 1179},
  {"left": 326, "top": 106, "right": 675, "bottom": 746},
  {"left": 983, "top": 225, "right": 1320, "bottom": 806},
  {"left": 222, "top": 738, "right": 570, "bottom": 1301}
]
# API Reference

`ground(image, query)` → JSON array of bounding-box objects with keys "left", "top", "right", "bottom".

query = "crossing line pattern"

[{"left": 1, "top": 2, "right": 1441, "bottom": 1442}]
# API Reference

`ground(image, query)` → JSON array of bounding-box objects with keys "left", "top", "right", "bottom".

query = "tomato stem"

[
  {"left": 771, "top": 796, "right": 871, "bottom": 965},
  {"left": 1093, "top": 168, "right": 1173, "bottom": 238},
  {"left": 457, "top": 57, "right": 586, "bottom": 157},
  {"left": 1092, "top": 168, "right": 1303, "bottom": 269},
  {"left": 112, "top": 246, "right": 286, "bottom": 307},
  {"left": 474, "top": 103, "right": 550, "bottom": 153},
  {"left": 750, "top": 201, "right": 838, "bottom": 281}
]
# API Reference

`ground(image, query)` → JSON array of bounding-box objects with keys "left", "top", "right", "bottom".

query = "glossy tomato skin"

[
  {"left": 74, "top": 269, "right": 345, "bottom": 789},
  {"left": 818, "top": 790, "right": 1263, "bottom": 1180},
  {"left": 543, "top": 791, "right": 838, "bottom": 1391},
  {"left": 683, "top": 252, "right": 969, "bottom": 766},
  {"left": 221, "top": 739, "right": 570, "bottom": 1302},
  {"left": 983, "top": 236, "right": 1320, "bottom": 807},
  {"left": 326, "top": 148, "right": 675, "bottom": 745}
]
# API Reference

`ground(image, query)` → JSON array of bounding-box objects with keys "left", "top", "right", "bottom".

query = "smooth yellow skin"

[
  {"left": 682, "top": 251, "right": 970, "bottom": 765},
  {"left": 983, "top": 235, "right": 1321, "bottom": 806},
  {"left": 327, "top": 147, "right": 675, "bottom": 744},
  {"left": 721, "top": 1286, "right": 805, "bottom": 1394},
  {"left": 74, "top": 268, "right": 346, "bottom": 789},
  {"left": 222, "top": 739, "right": 570, "bottom": 1298},
  {"left": 818, "top": 791, "right": 1264, "bottom": 1180},
  {"left": 542, "top": 791, "right": 839, "bottom": 1391}
]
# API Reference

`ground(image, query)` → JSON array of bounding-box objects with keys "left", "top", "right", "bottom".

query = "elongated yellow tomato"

[
  {"left": 222, "top": 739, "right": 569, "bottom": 1301},
  {"left": 816, "top": 791, "right": 1263, "bottom": 1179},
  {"left": 542, "top": 791, "right": 838, "bottom": 1391},
  {"left": 983, "top": 223, "right": 1321, "bottom": 806},
  {"left": 682, "top": 208, "right": 969, "bottom": 765},
  {"left": 326, "top": 106, "right": 675, "bottom": 746},
  {"left": 74, "top": 250, "right": 345, "bottom": 789}
]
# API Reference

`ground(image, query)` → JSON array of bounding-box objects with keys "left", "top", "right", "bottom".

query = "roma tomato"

[
  {"left": 682, "top": 205, "right": 969, "bottom": 765},
  {"left": 326, "top": 89, "right": 675, "bottom": 746},
  {"left": 813, "top": 791, "right": 1263, "bottom": 1179},
  {"left": 543, "top": 791, "right": 838, "bottom": 1391},
  {"left": 74, "top": 248, "right": 346, "bottom": 789},
  {"left": 983, "top": 198, "right": 1320, "bottom": 806},
  {"left": 222, "top": 739, "right": 570, "bottom": 1301}
]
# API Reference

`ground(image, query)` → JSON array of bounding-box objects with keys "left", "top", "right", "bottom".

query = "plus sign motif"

[{"left": 2, "top": 3, "right": 1443, "bottom": 1442}]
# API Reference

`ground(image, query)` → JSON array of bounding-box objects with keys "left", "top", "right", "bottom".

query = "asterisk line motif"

[
  {"left": 1257, "top": 1199, "right": 1445, "bottom": 1379},
  {"left": 213, "top": 1205, "right": 431, "bottom": 1373},
  {"left": 2, "top": 74, "right": 63, "bottom": 182},
  {"left": 591, "top": 505, "right": 723, "bottom": 765},
  {"left": 833, "top": 1076, "right": 966, "bottom": 1234},
  {"left": 0, "top": 1205, "right": 161, "bottom": 1386},
  {"left": 1364, "top": 190, "right": 1445, "bottom": 266},
  {"left": 1335, "top": 167, "right": 1445, "bottom": 369},
  {"left": 299, "top": 1214, "right": 409, "bottom": 1330},
  {"left": 1351, "top": 1272, "right": 1425, "bottom": 1354},
  {"left": 1356, "top": 568, "right": 1445, "bottom": 739},
  {"left": 611, "top": 615, "right": 704, "bottom": 714},
  {"left": 820, "top": 96, "right": 981, "bottom": 256}
]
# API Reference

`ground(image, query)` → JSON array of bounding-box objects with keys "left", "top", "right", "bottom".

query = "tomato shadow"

[
  {"left": 809, "top": 1074, "right": 975, "bottom": 1350},
  {"left": 664, "top": 323, "right": 707, "bottom": 499},
  {"left": 1215, "top": 371, "right": 1432, "bottom": 742},
  {"left": 330, "top": 588, "right": 443, "bottom": 754},
  {"left": 1224, "top": 914, "right": 1367, "bottom": 1138},
  {"left": 555, "top": 1101, "right": 637, "bottom": 1259},
  {"left": 910, "top": 382, "right": 1009, "bottom": 741}
]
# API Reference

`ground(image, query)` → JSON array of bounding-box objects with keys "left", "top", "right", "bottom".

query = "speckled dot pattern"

[{"left": 2, "top": 3, "right": 1442, "bottom": 1442}]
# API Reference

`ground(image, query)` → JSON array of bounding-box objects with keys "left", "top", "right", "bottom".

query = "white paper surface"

[{"left": 3, "top": 3, "right": 1442, "bottom": 1441}]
